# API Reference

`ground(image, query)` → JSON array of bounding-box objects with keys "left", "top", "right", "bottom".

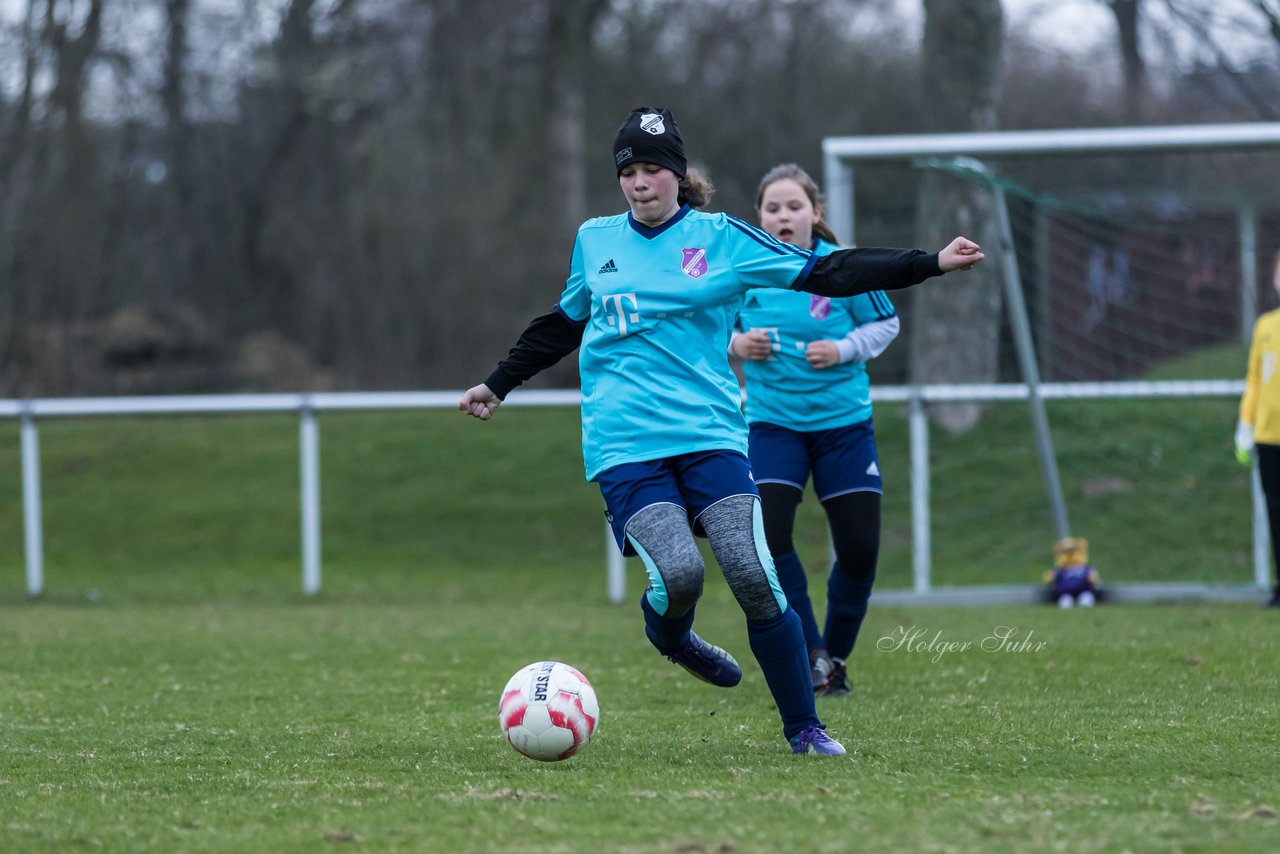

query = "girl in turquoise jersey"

[
  {"left": 460, "top": 108, "right": 984, "bottom": 754},
  {"left": 732, "top": 163, "right": 897, "bottom": 695}
]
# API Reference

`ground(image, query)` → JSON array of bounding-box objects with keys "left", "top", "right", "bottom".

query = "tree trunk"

[
  {"left": 910, "top": 0, "right": 1004, "bottom": 432},
  {"left": 0, "top": 0, "right": 42, "bottom": 393},
  {"left": 46, "top": 0, "right": 107, "bottom": 389},
  {"left": 1108, "top": 0, "right": 1146, "bottom": 122},
  {"left": 47, "top": 0, "right": 105, "bottom": 172},
  {"left": 545, "top": 0, "right": 610, "bottom": 232},
  {"left": 163, "top": 0, "right": 195, "bottom": 306}
]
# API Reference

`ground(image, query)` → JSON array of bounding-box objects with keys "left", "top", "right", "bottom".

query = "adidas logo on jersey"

[
  {"left": 598, "top": 259, "right": 618, "bottom": 274},
  {"left": 866, "top": 462, "right": 880, "bottom": 476}
]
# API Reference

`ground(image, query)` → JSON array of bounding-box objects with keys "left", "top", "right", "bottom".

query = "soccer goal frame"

[{"left": 821, "top": 121, "right": 1280, "bottom": 604}]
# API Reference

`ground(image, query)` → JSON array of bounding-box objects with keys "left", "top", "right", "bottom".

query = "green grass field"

[
  {"left": 3, "top": 595, "right": 1278, "bottom": 851},
  {"left": 1, "top": 352, "right": 1277, "bottom": 851}
]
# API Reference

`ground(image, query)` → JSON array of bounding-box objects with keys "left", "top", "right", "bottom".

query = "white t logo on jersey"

[
  {"left": 603, "top": 293, "right": 641, "bottom": 336},
  {"left": 1264, "top": 351, "right": 1277, "bottom": 384},
  {"left": 759, "top": 327, "right": 780, "bottom": 360}
]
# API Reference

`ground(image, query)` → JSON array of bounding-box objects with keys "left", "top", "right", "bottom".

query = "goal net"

[{"left": 812, "top": 124, "right": 1280, "bottom": 602}]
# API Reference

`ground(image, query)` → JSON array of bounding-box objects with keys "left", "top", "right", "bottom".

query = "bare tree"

[
  {"left": 238, "top": 0, "right": 318, "bottom": 334},
  {"left": 7, "top": 0, "right": 1216, "bottom": 396},
  {"left": 545, "top": 0, "right": 611, "bottom": 232},
  {"left": 0, "top": 0, "right": 43, "bottom": 392},
  {"left": 1257, "top": 0, "right": 1280, "bottom": 44},
  {"left": 27, "top": 0, "right": 109, "bottom": 390},
  {"left": 1157, "top": 0, "right": 1279, "bottom": 120},
  {"left": 909, "top": 0, "right": 1004, "bottom": 431},
  {"left": 162, "top": 0, "right": 192, "bottom": 227},
  {"left": 46, "top": 0, "right": 107, "bottom": 178},
  {"left": 1099, "top": 0, "right": 1148, "bottom": 121}
]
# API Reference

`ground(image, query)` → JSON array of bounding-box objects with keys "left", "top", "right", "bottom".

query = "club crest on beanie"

[{"left": 613, "top": 106, "right": 686, "bottom": 178}]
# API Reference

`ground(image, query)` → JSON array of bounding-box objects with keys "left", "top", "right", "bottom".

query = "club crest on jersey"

[
  {"left": 681, "top": 247, "right": 707, "bottom": 279},
  {"left": 809, "top": 295, "right": 831, "bottom": 320},
  {"left": 640, "top": 114, "right": 666, "bottom": 135}
]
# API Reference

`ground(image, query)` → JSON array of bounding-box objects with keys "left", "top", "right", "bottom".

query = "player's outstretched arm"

[
  {"left": 458, "top": 383, "right": 502, "bottom": 421},
  {"left": 937, "top": 236, "right": 985, "bottom": 272},
  {"left": 801, "top": 236, "right": 983, "bottom": 298}
]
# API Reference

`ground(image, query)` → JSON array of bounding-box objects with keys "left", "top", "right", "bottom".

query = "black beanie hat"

[{"left": 613, "top": 106, "right": 686, "bottom": 178}]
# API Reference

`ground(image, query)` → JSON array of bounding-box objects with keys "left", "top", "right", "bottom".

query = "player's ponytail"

[
  {"left": 812, "top": 217, "right": 840, "bottom": 246},
  {"left": 678, "top": 168, "right": 716, "bottom": 209}
]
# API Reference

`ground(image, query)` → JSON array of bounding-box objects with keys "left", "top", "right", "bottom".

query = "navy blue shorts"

[
  {"left": 747, "top": 418, "right": 881, "bottom": 502},
  {"left": 597, "top": 450, "right": 758, "bottom": 557}
]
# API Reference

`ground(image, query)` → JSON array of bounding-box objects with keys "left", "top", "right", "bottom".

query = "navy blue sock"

[
  {"left": 747, "top": 608, "right": 821, "bottom": 740},
  {"left": 772, "top": 549, "right": 822, "bottom": 653},
  {"left": 825, "top": 563, "right": 875, "bottom": 660},
  {"left": 640, "top": 589, "right": 694, "bottom": 655}
]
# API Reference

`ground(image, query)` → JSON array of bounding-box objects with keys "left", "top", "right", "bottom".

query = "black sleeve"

[
  {"left": 796, "top": 247, "right": 942, "bottom": 297},
  {"left": 483, "top": 305, "right": 587, "bottom": 399}
]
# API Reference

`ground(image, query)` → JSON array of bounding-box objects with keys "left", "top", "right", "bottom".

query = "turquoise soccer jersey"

[
  {"left": 558, "top": 205, "right": 818, "bottom": 480},
  {"left": 737, "top": 239, "right": 896, "bottom": 431}
]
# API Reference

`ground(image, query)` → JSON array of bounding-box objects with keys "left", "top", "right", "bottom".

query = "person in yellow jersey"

[{"left": 1235, "top": 249, "right": 1280, "bottom": 608}]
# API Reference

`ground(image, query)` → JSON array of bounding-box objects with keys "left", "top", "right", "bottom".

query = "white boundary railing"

[{"left": 2, "top": 381, "right": 1268, "bottom": 601}]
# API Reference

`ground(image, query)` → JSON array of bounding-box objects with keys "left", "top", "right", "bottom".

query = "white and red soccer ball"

[{"left": 499, "top": 660, "right": 599, "bottom": 761}]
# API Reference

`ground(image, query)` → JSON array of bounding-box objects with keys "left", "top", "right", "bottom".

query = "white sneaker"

[
  {"left": 1078, "top": 591, "right": 1096, "bottom": 607},
  {"left": 809, "top": 650, "right": 834, "bottom": 694},
  {"left": 1057, "top": 593, "right": 1074, "bottom": 609}
]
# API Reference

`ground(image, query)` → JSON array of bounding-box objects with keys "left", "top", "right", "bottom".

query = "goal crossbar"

[
  {"left": 822, "top": 121, "right": 1280, "bottom": 249},
  {"left": 823, "top": 121, "right": 1280, "bottom": 161}
]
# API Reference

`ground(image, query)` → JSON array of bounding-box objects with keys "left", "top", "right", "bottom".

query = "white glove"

[{"left": 1235, "top": 420, "right": 1255, "bottom": 466}]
